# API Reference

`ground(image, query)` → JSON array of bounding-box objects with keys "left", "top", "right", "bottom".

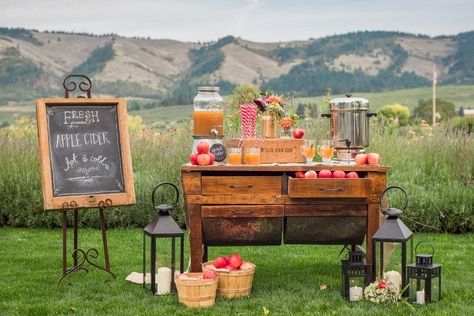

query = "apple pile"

[
  {"left": 210, "top": 253, "right": 253, "bottom": 271},
  {"left": 354, "top": 153, "right": 381, "bottom": 165},
  {"left": 189, "top": 142, "right": 215, "bottom": 166},
  {"left": 176, "top": 271, "right": 218, "bottom": 280},
  {"left": 294, "top": 170, "right": 359, "bottom": 179}
]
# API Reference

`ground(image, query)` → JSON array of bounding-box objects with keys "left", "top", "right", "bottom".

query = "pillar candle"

[
  {"left": 349, "top": 286, "right": 363, "bottom": 301},
  {"left": 157, "top": 267, "right": 171, "bottom": 295},
  {"left": 384, "top": 270, "right": 401, "bottom": 291},
  {"left": 416, "top": 289, "right": 426, "bottom": 304}
]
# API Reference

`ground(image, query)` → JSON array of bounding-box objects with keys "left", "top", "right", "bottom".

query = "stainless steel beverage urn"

[{"left": 322, "top": 94, "right": 377, "bottom": 161}]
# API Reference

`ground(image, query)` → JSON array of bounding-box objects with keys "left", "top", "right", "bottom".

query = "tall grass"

[{"left": 0, "top": 116, "right": 472, "bottom": 232}]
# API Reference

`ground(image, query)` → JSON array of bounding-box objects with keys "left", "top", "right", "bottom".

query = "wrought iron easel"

[{"left": 58, "top": 75, "right": 116, "bottom": 284}]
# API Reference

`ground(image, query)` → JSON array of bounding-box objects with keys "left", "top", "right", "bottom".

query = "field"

[
  {"left": 1, "top": 85, "right": 473, "bottom": 126},
  {"left": 0, "top": 228, "right": 473, "bottom": 315}
]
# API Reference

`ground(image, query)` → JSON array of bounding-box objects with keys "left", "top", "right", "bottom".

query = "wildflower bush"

[{"left": 0, "top": 115, "right": 473, "bottom": 231}]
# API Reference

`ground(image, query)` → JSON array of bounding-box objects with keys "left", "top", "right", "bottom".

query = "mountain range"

[{"left": 0, "top": 27, "right": 473, "bottom": 104}]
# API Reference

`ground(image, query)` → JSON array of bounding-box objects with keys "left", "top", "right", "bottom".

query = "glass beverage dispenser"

[
  {"left": 193, "top": 87, "right": 224, "bottom": 137},
  {"left": 192, "top": 87, "right": 226, "bottom": 162}
]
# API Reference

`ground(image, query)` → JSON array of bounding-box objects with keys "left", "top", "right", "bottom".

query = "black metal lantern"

[
  {"left": 143, "top": 182, "right": 184, "bottom": 295},
  {"left": 372, "top": 186, "right": 413, "bottom": 295},
  {"left": 407, "top": 242, "right": 442, "bottom": 304},
  {"left": 342, "top": 250, "right": 369, "bottom": 301}
]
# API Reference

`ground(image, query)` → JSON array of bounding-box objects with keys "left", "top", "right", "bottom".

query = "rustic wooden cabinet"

[{"left": 181, "top": 164, "right": 388, "bottom": 272}]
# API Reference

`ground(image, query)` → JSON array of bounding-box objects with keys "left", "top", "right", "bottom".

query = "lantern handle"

[
  {"left": 415, "top": 241, "right": 435, "bottom": 257},
  {"left": 380, "top": 186, "right": 408, "bottom": 212},
  {"left": 151, "top": 182, "right": 180, "bottom": 210}
]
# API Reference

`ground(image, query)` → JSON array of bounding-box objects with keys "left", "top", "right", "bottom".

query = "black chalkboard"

[{"left": 46, "top": 104, "right": 124, "bottom": 197}]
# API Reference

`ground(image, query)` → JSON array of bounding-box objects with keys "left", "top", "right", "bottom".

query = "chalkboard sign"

[{"left": 36, "top": 98, "right": 135, "bottom": 210}]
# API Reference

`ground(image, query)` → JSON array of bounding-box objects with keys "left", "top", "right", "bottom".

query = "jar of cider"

[{"left": 193, "top": 87, "right": 224, "bottom": 137}]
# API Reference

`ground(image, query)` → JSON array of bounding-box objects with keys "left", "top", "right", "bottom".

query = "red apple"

[
  {"left": 228, "top": 253, "right": 243, "bottom": 269},
  {"left": 225, "top": 264, "right": 237, "bottom": 271},
  {"left": 208, "top": 153, "right": 215, "bottom": 165},
  {"left": 346, "top": 172, "right": 359, "bottom": 179},
  {"left": 367, "top": 153, "right": 381, "bottom": 165},
  {"left": 295, "top": 171, "right": 305, "bottom": 178},
  {"left": 304, "top": 170, "right": 318, "bottom": 178},
  {"left": 196, "top": 141, "right": 210, "bottom": 154},
  {"left": 332, "top": 170, "right": 346, "bottom": 178},
  {"left": 293, "top": 127, "right": 304, "bottom": 139},
  {"left": 319, "top": 169, "right": 332, "bottom": 178},
  {"left": 203, "top": 270, "right": 218, "bottom": 280},
  {"left": 354, "top": 154, "right": 368, "bottom": 165},
  {"left": 189, "top": 153, "right": 198, "bottom": 165},
  {"left": 197, "top": 153, "right": 211, "bottom": 166},
  {"left": 214, "top": 256, "right": 227, "bottom": 268}
]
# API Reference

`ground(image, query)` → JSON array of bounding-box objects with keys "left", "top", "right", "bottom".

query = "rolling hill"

[{"left": 0, "top": 27, "right": 473, "bottom": 106}]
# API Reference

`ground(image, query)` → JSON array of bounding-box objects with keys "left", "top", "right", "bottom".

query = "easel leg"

[
  {"left": 62, "top": 211, "right": 67, "bottom": 274},
  {"left": 99, "top": 207, "right": 111, "bottom": 272},
  {"left": 73, "top": 209, "right": 79, "bottom": 267}
]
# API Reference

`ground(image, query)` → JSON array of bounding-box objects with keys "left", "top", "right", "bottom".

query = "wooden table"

[{"left": 181, "top": 164, "right": 389, "bottom": 273}]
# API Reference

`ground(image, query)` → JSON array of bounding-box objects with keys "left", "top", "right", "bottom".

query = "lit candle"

[
  {"left": 416, "top": 289, "right": 426, "bottom": 304},
  {"left": 384, "top": 270, "right": 402, "bottom": 291},
  {"left": 157, "top": 267, "right": 171, "bottom": 295},
  {"left": 349, "top": 286, "right": 363, "bottom": 301}
]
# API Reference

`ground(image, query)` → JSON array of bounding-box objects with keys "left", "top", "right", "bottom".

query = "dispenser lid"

[
  {"left": 330, "top": 94, "right": 369, "bottom": 110},
  {"left": 198, "top": 86, "right": 220, "bottom": 93}
]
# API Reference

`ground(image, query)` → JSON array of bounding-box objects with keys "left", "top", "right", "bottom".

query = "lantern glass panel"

[
  {"left": 408, "top": 274, "right": 441, "bottom": 304},
  {"left": 143, "top": 234, "right": 184, "bottom": 295},
  {"left": 373, "top": 239, "right": 413, "bottom": 282}
]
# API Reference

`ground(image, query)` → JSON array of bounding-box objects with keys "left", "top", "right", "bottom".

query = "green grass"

[
  {"left": 295, "top": 84, "right": 474, "bottom": 112},
  {"left": 0, "top": 228, "right": 473, "bottom": 315}
]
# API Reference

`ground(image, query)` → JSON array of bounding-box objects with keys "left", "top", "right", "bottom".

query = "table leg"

[
  {"left": 367, "top": 203, "right": 380, "bottom": 281},
  {"left": 188, "top": 204, "right": 203, "bottom": 272}
]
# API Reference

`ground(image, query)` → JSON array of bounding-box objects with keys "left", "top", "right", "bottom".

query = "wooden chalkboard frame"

[{"left": 36, "top": 98, "right": 135, "bottom": 210}]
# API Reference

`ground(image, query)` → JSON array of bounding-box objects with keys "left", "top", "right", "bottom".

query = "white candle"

[
  {"left": 157, "top": 267, "right": 171, "bottom": 295},
  {"left": 349, "top": 286, "right": 363, "bottom": 301},
  {"left": 384, "top": 270, "right": 402, "bottom": 291},
  {"left": 416, "top": 289, "right": 426, "bottom": 304}
]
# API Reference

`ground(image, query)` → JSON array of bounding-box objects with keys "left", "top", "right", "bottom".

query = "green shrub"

[
  {"left": 449, "top": 116, "right": 474, "bottom": 134},
  {"left": 377, "top": 103, "right": 410, "bottom": 126},
  {"left": 412, "top": 98, "right": 456, "bottom": 124}
]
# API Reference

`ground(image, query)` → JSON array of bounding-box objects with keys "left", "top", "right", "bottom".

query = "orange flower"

[
  {"left": 279, "top": 117, "right": 293, "bottom": 129},
  {"left": 266, "top": 96, "right": 283, "bottom": 106}
]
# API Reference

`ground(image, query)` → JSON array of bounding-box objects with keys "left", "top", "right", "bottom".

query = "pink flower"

[{"left": 377, "top": 280, "right": 388, "bottom": 289}]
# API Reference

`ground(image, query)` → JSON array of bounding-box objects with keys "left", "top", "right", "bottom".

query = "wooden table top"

[{"left": 181, "top": 163, "right": 389, "bottom": 173}]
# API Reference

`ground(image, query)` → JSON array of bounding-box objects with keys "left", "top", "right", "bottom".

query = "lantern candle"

[
  {"left": 157, "top": 267, "right": 172, "bottom": 295},
  {"left": 416, "top": 289, "right": 426, "bottom": 304},
  {"left": 349, "top": 286, "right": 363, "bottom": 301},
  {"left": 384, "top": 270, "right": 402, "bottom": 292}
]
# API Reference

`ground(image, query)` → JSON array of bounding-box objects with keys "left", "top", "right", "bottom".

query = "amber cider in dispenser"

[{"left": 193, "top": 87, "right": 224, "bottom": 136}]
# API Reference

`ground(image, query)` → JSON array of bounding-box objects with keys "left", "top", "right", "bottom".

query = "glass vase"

[{"left": 280, "top": 127, "right": 292, "bottom": 138}]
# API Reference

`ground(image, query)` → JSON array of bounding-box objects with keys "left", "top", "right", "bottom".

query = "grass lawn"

[{"left": 0, "top": 228, "right": 473, "bottom": 315}]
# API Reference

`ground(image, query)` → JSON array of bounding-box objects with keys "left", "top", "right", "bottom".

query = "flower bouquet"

[{"left": 364, "top": 279, "right": 401, "bottom": 304}]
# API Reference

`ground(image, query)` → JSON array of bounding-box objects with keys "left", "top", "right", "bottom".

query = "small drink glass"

[
  {"left": 317, "top": 140, "right": 335, "bottom": 164},
  {"left": 243, "top": 147, "right": 261, "bottom": 165},
  {"left": 227, "top": 147, "right": 242, "bottom": 165},
  {"left": 300, "top": 140, "right": 316, "bottom": 164}
]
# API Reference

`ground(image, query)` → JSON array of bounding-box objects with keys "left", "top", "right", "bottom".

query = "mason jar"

[{"left": 193, "top": 87, "right": 224, "bottom": 137}]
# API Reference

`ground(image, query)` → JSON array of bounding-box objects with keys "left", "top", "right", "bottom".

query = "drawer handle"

[
  {"left": 232, "top": 210, "right": 255, "bottom": 215},
  {"left": 319, "top": 187, "right": 344, "bottom": 191},
  {"left": 230, "top": 185, "right": 253, "bottom": 189}
]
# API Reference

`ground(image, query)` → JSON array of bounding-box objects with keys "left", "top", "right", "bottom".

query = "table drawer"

[
  {"left": 202, "top": 205, "right": 283, "bottom": 246},
  {"left": 202, "top": 176, "right": 281, "bottom": 195},
  {"left": 288, "top": 178, "right": 371, "bottom": 198}
]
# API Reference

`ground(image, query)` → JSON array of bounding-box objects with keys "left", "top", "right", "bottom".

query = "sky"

[{"left": 1, "top": 0, "right": 473, "bottom": 42}]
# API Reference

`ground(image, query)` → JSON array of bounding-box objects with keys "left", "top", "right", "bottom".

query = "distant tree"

[
  {"left": 412, "top": 99, "right": 456, "bottom": 124},
  {"left": 377, "top": 104, "right": 410, "bottom": 126}
]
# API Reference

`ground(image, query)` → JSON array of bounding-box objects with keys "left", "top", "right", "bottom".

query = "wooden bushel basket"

[
  {"left": 202, "top": 261, "right": 256, "bottom": 298},
  {"left": 175, "top": 273, "right": 218, "bottom": 308}
]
